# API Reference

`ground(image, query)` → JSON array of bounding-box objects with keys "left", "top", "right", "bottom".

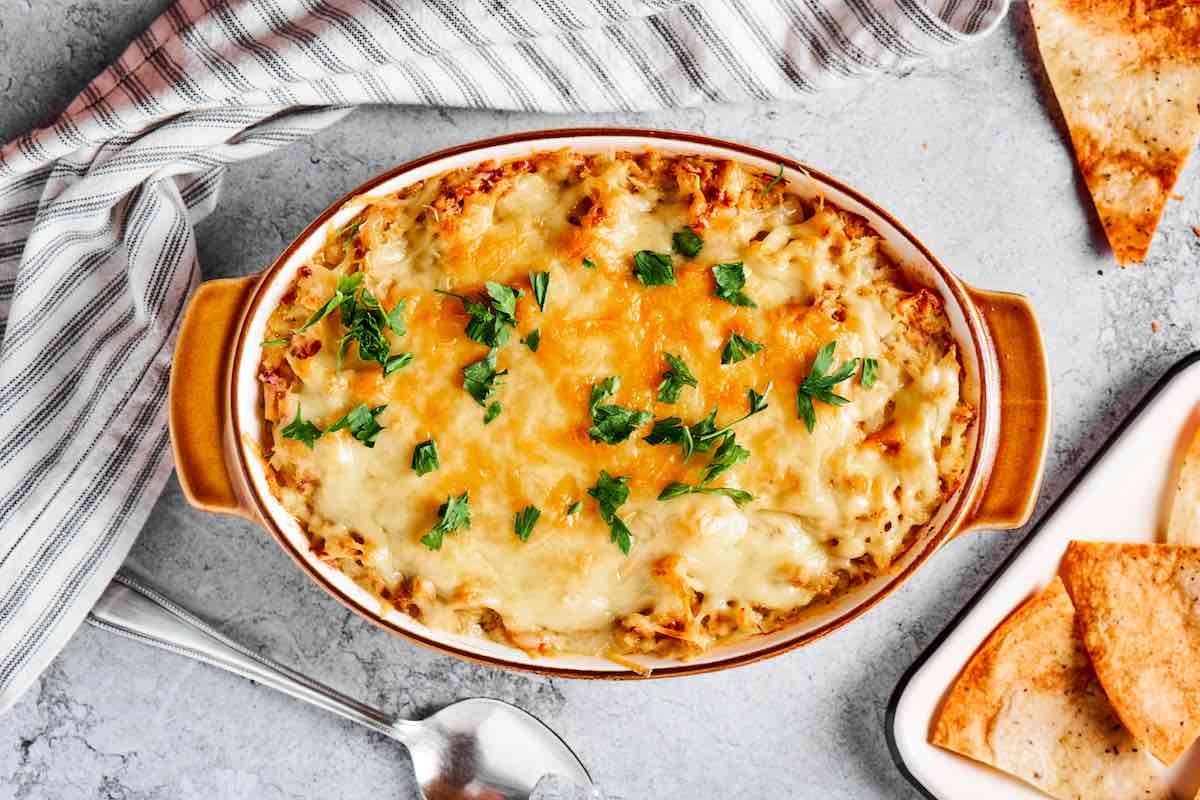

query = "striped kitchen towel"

[{"left": 0, "top": 0, "right": 1005, "bottom": 711}]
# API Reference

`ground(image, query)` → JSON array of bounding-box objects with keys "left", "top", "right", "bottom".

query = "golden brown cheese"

[{"left": 257, "top": 149, "right": 973, "bottom": 660}]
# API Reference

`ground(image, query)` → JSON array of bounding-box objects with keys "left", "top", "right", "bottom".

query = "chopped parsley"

[
  {"left": 762, "top": 164, "right": 785, "bottom": 195},
  {"left": 262, "top": 338, "right": 289, "bottom": 347},
  {"left": 530, "top": 271, "right": 549, "bottom": 311},
  {"left": 658, "top": 432, "right": 754, "bottom": 506},
  {"left": 645, "top": 384, "right": 771, "bottom": 461},
  {"left": 588, "top": 376, "right": 651, "bottom": 444},
  {"left": 587, "top": 471, "right": 633, "bottom": 555},
  {"left": 383, "top": 352, "right": 414, "bottom": 376},
  {"left": 281, "top": 404, "right": 323, "bottom": 449},
  {"left": 796, "top": 340, "right": 860, "bottom": 432},
  {"left": 295, "top": 273, "right": 363, "bottom": 334},
  {"left": 522, "top": 329, "right": 541, "bottom": 352},
  {"left": 328, "top": 403, "right": 386, "bottom": 448},
  {"left": 582, "top": 257, "right": 596, "bottom": 269},
  {"left": 411, "top": 439, "right": 439, "bottom": 476},
  {"left": 421, "top": 491, "right": 470, "bottom": 550},
  {"left": 484, "top": 402, "right": 502, "bottom": 424},
  {"left": 462, "top": 349, "right": 506, "bottom": 407},
  {"left": 436, "top": 282, "right": 523, "bottom": 349},
  {"left": 721, "top": 332, "right": 765, "bottom": 365},
  {"left": 566, "top": 500, "right": 582, "bottom": 515},
  {"left": 657, "top": 352, "right": 698, "bottom": 403},
  {"left": 513, "top": 505, "right": 541, "bottom": 542},
  {"left": 711, "top": 262, "right": 756, "bottom": 308},
  {"left": 861, "top": 357, "right": 879, "bottom": 388},
  {"left": 672, "top": 228, "right": 704, "bottom": 258},
  {"left": 632, "top": 250, "right": 675, "bottom": 287}
]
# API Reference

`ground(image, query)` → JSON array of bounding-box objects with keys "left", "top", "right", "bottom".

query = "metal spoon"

[{"left": 88, "top": 571, "right": 592, "bottom": 800}]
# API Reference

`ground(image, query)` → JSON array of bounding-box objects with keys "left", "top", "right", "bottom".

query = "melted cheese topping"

[{"left": 258, "top": 149, "right": 973, "bottom": 660}]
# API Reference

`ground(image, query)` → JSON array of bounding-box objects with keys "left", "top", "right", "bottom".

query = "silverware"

[{"left": 88, "top": 572, "right": 592, "bottom": 800}]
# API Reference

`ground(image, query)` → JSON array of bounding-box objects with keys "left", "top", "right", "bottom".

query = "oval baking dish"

[{"left": 169, "top": 129, "right": 1050, "bottom": 679}]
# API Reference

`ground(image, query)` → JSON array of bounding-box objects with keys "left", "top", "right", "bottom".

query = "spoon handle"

[{"left": 89, "top": 571, "right": 402, "bottom": 740}]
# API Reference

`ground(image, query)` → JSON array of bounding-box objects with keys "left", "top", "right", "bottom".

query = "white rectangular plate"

[{"left": 888, "top": 351, "right": 1200, "bottom": 799}]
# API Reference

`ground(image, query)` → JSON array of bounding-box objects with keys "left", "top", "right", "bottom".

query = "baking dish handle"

[
  {"left": 958, "top": 286, "right": 1050, "bottom": 534},
  {"left": 169, "top": 275, "right": 259, "bottom": 520}
]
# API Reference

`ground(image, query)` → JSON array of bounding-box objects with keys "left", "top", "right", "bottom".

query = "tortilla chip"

[
  {"left": 1061, "top": 540, "right": 1200, "bottom": 764},
  {"left": 1029, "top": 0, "right": 1200, "bottom": 264},
  {"left": 931, "top": 578, "right": 1168, "bottom": 799},
  {"left": 1169, "top": 423, "right": 1200, "bottom": 545}
]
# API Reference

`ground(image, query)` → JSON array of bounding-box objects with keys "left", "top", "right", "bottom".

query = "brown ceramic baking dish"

[{"left": 168, "top": 129, "right": 1051, "bottom": 679}]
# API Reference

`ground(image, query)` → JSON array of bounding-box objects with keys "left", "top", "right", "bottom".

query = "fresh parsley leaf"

[
  {"left": 672, "top": 228, "right": 703, "bottom": 258},
  {"left": 657, "top": 482, "right": 693, "bottom": 501},
  {"left": 587, "top": 471, "right": 633, "bottom": 554},
  {"left": 694, "top": 486, "right": 755, "bottom": 505},
  {"left": 711, "top": 262, "right": 756, "bottom": 308},
  {"left": 566, "top": 500, "right": 582, "bottom": 515},
  {"left": 587, "top": 376, "right": 651, "bottom": 444},
  {"left": 633, "top": 250, "right": 675, "bottom": 287},
  {"left": 484, "top": 402, "right": 502, "bottom": 424},
  {"left": 383, "top": 352, "right": 414, "bottom": 376},
  {"left": 699, "top": 432, "right": 750, "bottom": 485},
  {"left": 411, "top": 439, "right": 439, "bottom": 476},
  {"left": 462, "top": 350, "right": 506, "bottom": 407},
  {"left": 262, "top": 338, "right": 289, "bottom": 347},
  {"left": 328, "top": 403, "right": 386, "bottom": 448},
  {"left": 721, "top": 332, "right": 765, "bottom": 365},
  {"left": 861, "top": 357, "right": 878, "bottom": 388},
  {"left": 796, "top": 341, "right": 860, "bottom": 432},
  {"left": 385, "top": 299, "right": 407, "bottom": 336},
  {"left": 645, "top": 384, "right": 771, "bottom": 461},
  {"left": 421, "top": 491, "right": 470, "bottom": 550},
  {"left": 513, "top": 505, "right": 541, "bottom": 542},
  {"left": 281, "top": 404, "right": 323, "bottom": 449},
  {"left": 762, "top": 163, "right": 785, "bottom": 195},
  {"left": 436, "top": 284, "right": 522, "bottom": 349},
  {"left": 657, "top": 353, "right": 698, "bottom": 404},
  {"left": 582, "top": 257, "right": 596, "bottom": 269},
  {"left": 294, "top": 272, "right": 363, "bottom": 334},
  {"left": 522, "top": 329, "right": 541, "bottom": 352},
  {"left": 529, "top": 271, "right": 549, "bottom": 311}
]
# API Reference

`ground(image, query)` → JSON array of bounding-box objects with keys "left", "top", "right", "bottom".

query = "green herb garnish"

[
  {"left": 762, "top": 164, "right": 785, "bottom": 195},
  {"left": 281, "top": 404, "right": 323, "bottom": 449},
  {"left": 566, "top": 500, "right": 582, "bottom": 515},
  {"left": 421, "top": 491, "right": 470, "bottom": 550},
  {"left": 587, "top": 471, "right": 633, "bottom": 555},
  {"left": 295, "top": 273, "right": 363, "bottom": 334},
  {"left": 530, "top": 271, "right": 549, "bottom": 311},
  {"left": 522, "top": 329, "right": 541, "bottom": 352},
  {"left": 861, "top": 357, "right": 878, "bottom": 388},
  {"left": 328, "top": 403, "right": 387, "bottom": 448},
  {"left": 484, "top": 402, "right": 502, "bottom": 424},
  {"left": 645, "top": 384, "right": 770, "bottom": 461},
  {"left": 383, "top": 352, "right": 414, "bottom": 376},
  {"left": 462, "top": 349, "right": 506, "bottom": 408},
  {"left": 436, "top": 282, "right": 523, "bottom": 349},
  {"left": 721, "top": 332, "right": 765, "bottom": 365},
  {"left": 672, "top": 228, "right": 703, "bottom": 258},
  {"left": 514, "top": 505, "right": 541, "bottom": 542},
  {"left": 796, "top": 341, "right": 859, "bottom": 432},
  {"left": 633, "top": 250, "right": 675, "bottom": 287},
  {"left": 658, "top": 432, "right": 754, "bottom": 506},
  {"left": 588, "top": 376, "right": 651, "bottom": 444},
  {"left": 711, "top": 262, "right": 756, "bottom": 308},
  {"left": 582, "top": 257, "right": 596, "bottom": 269},
  {"left": 411, "top": 439, "right": 439, "bottom": 476},
  {"left": 657, "top": 352, "right": 698, "bottom": 403},
  {"left": 262, "top": 338, "right": 289, "bottom": 347}
]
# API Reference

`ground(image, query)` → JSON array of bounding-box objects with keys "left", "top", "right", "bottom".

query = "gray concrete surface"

[{"left": 3, "top": 2, "right": 1199, "bottom": 798}]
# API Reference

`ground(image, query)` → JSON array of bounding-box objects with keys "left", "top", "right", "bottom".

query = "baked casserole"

[{"left": 256, "top": 149, "right": 974, "bottom": 661}]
